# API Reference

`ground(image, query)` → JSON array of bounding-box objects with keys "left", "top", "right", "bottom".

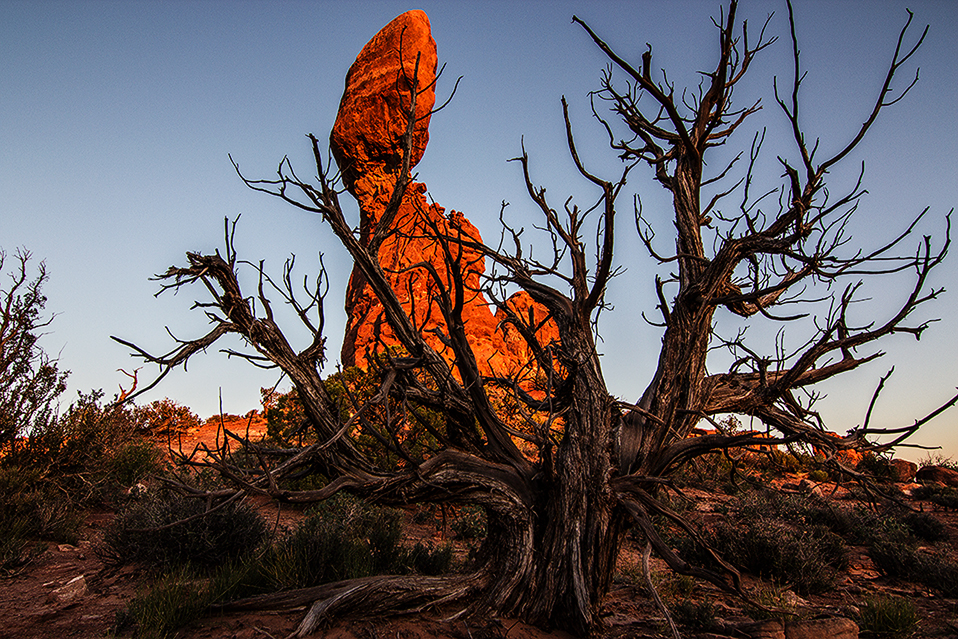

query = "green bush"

[
  {"left": 857, "top": 454, "right": 897, "bottom": 482},
  {"left": 911, "top": 484, "right": 958, "bottom": 510},
  {"left": 117, "top": 495, "right": 456, "bottom": 637},
  {"left": 102, "top": 491, "right": 268, "bottom": 570},
  {"left": 408, "top": 541, "right": 454, "bottom": 575},
  {"left": 107, "top": 439, "right": 165, "bottom": 487},
  {"left": 807, "top": 469, "right": 829, "bottom": 483},
  {"left": 0, "top": 466, "right": 83, "bottom": 544},
  {"left": 0, "top": 516, "right": 41, "bottom": 575},
  {"left": 859, "top": 595, "right": 919, "bottom": 637},
  {"left": 868, "top": 539, "right": 958, "bottom": 597},
  {"left": 124, "top": 566, "right": 209, "bottom": 639},
  {"left": 132, "top": 398, "right": 202, "bottom": 436},
  {"left": 900, "top": 511, "right": 947, "bottom": 542},
  {"left": 868, "top": 539, "right": 917, "bottom": 579},
  {"left": 711, "top": 518, "right": 846, "bottom": 594},
  {"left": 0, "top": 249, "right": 69, "bottom": 457},
  {"left": 8, "top": 390, "right": 164, "bottom": 502},
  {"left": 670, "top": 599, "right": 718, "bottom": 631},
  {"left": 452, "top": 505, "right": 487, "bottom": 540}
]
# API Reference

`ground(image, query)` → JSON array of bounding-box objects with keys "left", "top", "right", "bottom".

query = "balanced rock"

[
  {"left": 330, "top": 9, "right": 435, "bottom": 199},
  {"left": 334, "top": 11, "right": 557, "bottom": 380}
]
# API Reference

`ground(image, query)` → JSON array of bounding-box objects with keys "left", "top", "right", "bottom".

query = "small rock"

[
  {"left": 57, "top": 544, "right": 77, "bottom": 552},
  {"left": 785, "top": 617, "right": 858, "bottom": 639},
  {"left": 899, "top": 482, "right": 922, "bottom": 496},
  {"left": 782, "top": 590, "right": 809, "bottom": 607},
  {"left": 51, "top": 575, "right": 88, "bottom": 604}
]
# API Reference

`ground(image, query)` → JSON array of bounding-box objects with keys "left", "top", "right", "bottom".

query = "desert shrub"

[
  {"left": 868, "top": 539, "right": 958, "bottom": 597},
  {"left": 102, "top": 491, "right": 268, "bottom": 570},
  {"left": 711, "top": 518, "right": 846, "bottom": 594},
  {"left": 807, "top": 469, "right": 829, "bottom": 483},
  {"left": 911, "top": 484, "right": 958, "bottom": 510},
  {"left": 677, "top": 491, "right": 848, "bottom": 594},
  {"left": 123, "top": 566, "right": 209, "bottom": 639},
  {"left": 0, "top": 249, "right": 69, "bottom": 456},
  {"left": 670, "top": 599, "right": 718, "bottom": 631},
  {"left": 260, "top": 493, "right": 404, "bottom": 589},
  {"left": 0, "top": 516, "right": 41, "bottom": 575},
  {"left": 911, "top": 553, "right": 958, "bottom": 597},
  {"left": 821, "top": 506, "right": 887, "bottom": 545},
  {"left": 252, "top": 493, "right": 454, "bottom": 592},
  {"left": 741, "top": 491, "right": 919, "bottom": 548},
  {"left": 452, "top": 505, "right": 487, "bottom": 540},
  {"left": 858, "top": 595, "right": 919, "bottom": 637},
  {"left": 408, "top": 541, "right": 454, "bottom": 575},
  {"left": 132, "top": 398, "right": 202, "bottom": 436},
  {"left": 899, "top": 510, "right": 947, "bottom": 542},
  {"left": 660, "top": 573, "right": 697, "bottom": 598},
  {"left": 857, "top": 454, "right": 897, "bottom": 482},
  {"left": 0, "top": 466, "right": 83, "bottom": 544},
  {"left": 917, "top": 454, "right": 958, "bottom": 472},
  {"left": 868, "top": 539, "right": 917, "bottom": 579},
  {"left": 9, "top": 390, "right": 164, "bottom": 505},
  {"left": 744, "top": 584, "right": 799, "bottom": 621},
  {"left": 116, "top": 499, "right": 448, "bottom": 635}
]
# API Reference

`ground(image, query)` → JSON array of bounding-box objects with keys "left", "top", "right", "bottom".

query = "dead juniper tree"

[{"left": 116, "top": 1, "right": 954, "bottom": 635}]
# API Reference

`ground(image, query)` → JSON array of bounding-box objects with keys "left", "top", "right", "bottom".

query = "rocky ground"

[{"left": 3, "top": 424, "right": 958, "bottom": 639}]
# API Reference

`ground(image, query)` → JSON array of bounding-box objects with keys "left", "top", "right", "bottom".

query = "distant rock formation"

[
  {"left": 332, "top": 10, "right": 557, "bottom": 381},
  {"left": 916, "top": 464, "right": 958, "bottom": 487}
]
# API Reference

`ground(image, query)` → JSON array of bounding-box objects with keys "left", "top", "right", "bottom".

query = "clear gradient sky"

[{"left": 2, "top": 1, "right": 956, "bottom": 459}]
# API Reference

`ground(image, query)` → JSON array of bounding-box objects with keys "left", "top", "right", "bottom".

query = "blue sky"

[{"left": 2, "top": 0, "right": 956, "bottom": 459}]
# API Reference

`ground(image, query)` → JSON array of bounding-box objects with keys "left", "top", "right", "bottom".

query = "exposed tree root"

[{"left": 216, "top": 573, "right": 485, "bottom": 638}]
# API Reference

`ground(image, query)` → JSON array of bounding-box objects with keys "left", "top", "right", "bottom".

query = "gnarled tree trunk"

[{"left": 118, "top": 3, "right": 956, "bottom": 637}]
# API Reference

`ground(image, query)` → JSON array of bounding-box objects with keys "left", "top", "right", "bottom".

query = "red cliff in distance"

[{"left": 331, "top": 10, "right": 558, "bottom": 382}]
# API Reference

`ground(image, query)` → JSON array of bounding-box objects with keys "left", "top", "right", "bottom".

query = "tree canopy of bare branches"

[{"left": 117, "top": 2, "right": 954, "bottom": 636}]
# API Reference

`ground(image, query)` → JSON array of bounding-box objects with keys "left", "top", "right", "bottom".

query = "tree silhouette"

[{"left": 117, "top": 2, "right": 955, "bottom": 635}]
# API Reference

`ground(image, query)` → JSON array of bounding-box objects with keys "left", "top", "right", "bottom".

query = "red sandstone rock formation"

[
  {"left": 330, "top": 10, "right": 435, "bottom": 204},
  {"left": 916, "top": 464, "right": 958, "bottom": 487},
  {"left": 332, "top": 10, "right": 557, "bottom": 380}
]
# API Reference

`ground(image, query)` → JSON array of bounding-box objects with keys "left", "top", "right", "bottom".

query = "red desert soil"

[{"left": 4, "top": 421, "right": 958, "bottom": 639}]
